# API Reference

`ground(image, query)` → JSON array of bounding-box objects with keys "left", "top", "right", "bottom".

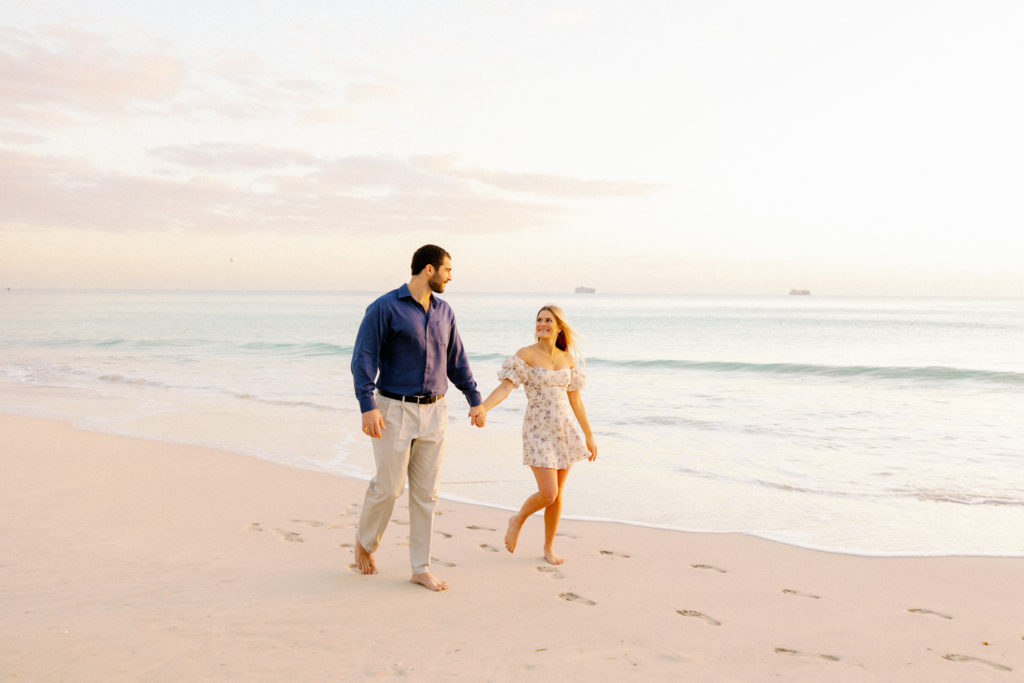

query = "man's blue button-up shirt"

[{"left": 351, "top": 284, "right": 481, "bottom": 413}]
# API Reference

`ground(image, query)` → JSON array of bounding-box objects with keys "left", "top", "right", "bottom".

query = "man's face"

[{"left": 428, "top": 257, "right": 453, "bottom": 293}]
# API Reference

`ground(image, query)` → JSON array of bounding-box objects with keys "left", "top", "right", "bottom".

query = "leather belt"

[{"left": 378, "top": 389, "right": 443, "bottom": 404}]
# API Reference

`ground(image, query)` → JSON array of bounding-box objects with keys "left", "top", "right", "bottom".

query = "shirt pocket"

[{"left": 427, "top": 315, "right": 450, "bottom": 353}]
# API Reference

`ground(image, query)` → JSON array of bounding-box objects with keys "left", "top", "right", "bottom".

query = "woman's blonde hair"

[{"left": 537, "top": 304, "right": 583, "bottom": 365}]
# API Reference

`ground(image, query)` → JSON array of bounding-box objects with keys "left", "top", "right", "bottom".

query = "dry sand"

[{"left": 2, "top": 413, "right": 1021, "bottom": 681}]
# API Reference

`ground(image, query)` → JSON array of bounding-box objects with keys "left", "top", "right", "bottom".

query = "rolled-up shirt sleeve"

[{"left": 351, "top": 301, "right": 385, "bottom": 413}]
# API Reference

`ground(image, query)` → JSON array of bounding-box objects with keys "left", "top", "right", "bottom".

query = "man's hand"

[
  {"left": 468, "top": 404, "right": 486, "bottom": 428},
  {"left": 361, "top": 409, "right": 385, "bottom": 438}
]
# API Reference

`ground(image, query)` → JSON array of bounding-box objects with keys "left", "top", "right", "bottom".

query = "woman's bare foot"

[
  {"left": 354, "top": 537, "right": 377, "bottom": 574},
  {"left": 410, "top": 571, "right": 449, "bottom": 591},
  {"left": 544, "top": 548, "right": 564, "bottom": 565},
  {"left": 505, "top": 515, "right": 523, "bottom": 553}
]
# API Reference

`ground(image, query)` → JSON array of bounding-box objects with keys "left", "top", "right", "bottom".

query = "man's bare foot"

[
  {"left": 544, "top": 548, "right": 564, "bottom": 565},
  {"left": 505, "top": 515, "right": 523, "bottom": 553},
  {"left": 410, "top": 571, "right": 449, "bottom": 591},
  {"left": 354, "top": 537, "right": 377, "bottom": 575}
]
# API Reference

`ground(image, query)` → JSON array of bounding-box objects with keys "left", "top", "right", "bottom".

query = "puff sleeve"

[
  {"left": 497, "top": 355, "right": 527, "bottom": 389},
  {"left": 567, "top": 365, "right": 586, "bottom": 392}
]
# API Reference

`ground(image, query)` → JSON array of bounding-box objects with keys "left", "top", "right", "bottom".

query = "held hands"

[
  {"left": 361, "top": 409, "right": 385, "bottom": 439},
  {"left": 468, "top": 404, "right": 487, "bottom": 428}
]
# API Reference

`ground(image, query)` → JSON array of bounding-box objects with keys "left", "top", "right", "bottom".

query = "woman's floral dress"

[{"left": 498, "top": 355, "right": 589, "bottom": 469}]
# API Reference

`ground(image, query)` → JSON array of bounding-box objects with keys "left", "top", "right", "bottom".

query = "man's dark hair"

[{"left": 411, "top": 244, "right": 451, "bottom": 275}]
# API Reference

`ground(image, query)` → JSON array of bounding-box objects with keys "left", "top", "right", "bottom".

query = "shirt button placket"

[{"left": 422, "top": 315, "right": 432, "bottom": 396}]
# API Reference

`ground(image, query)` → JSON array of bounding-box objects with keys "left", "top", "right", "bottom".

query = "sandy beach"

[{"left": 2, "top": 412, "right": 1021, "bottom": 681}]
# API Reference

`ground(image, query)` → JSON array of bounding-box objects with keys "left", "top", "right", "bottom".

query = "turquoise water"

[{"left": 2, "top": 289, "right": 1022, "bottom": 556}]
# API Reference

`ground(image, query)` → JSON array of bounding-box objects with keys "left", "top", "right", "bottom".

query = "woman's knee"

[{"left": 537, "top": 488, "right": 559, "bottom": 507}]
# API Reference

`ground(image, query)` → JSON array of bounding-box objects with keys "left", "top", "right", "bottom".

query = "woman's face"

[{"left": 535, "top": 309, "right": 560, "bottom": 341}]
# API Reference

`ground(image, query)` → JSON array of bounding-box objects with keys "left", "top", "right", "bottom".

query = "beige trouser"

[{"left": 356, "top": 394, "right": 447, "bottom": 575}]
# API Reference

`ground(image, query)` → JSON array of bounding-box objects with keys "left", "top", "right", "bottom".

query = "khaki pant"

[{"left": 356, "top": 394, "right": 447, "bottom": 574}]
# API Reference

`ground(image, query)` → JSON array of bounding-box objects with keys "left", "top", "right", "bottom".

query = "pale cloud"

[
  {"left": 145, "top": 144, "right": 660, "bottom": 201},
  {"left": 149, "top": 143, "right": 320, "bottom": 171},
  {"left": 214, "top": 50, "right": 264, "bottom": 77},
  {"left": 276, "top": 79, "right": 325, "bottom": 96},
  {"left": 304, "top": 81, "right": 405, "bottom": 123},
  {"left": 0, "top": 22, "right": 392, "bottom": 130},
  {"left": 417, "top": 155, "right": 667, "bottom": 198},
  {"left": 345, "top": 83, "right": 401, "bottom": 104},
  {"left": 0, "top": 24, "right": 186, "bottom": 123},
  {"left": 0, "top": 128, "right": 44, "bottom": 144},
  {"left": 0, "top": 147, "right": 570, "bottom": 235},
  {"left": 0, "top": 148, "right": 256, "bottom": 232}
]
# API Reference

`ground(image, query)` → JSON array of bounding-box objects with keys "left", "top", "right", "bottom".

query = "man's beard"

[{"left": 428, "top": 272, "right": 446, "bottom": 293}]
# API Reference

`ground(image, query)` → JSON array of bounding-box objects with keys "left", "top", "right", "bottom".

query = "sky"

[{"left": 1, "top": 0, "right": 1022, "bottom": 296}]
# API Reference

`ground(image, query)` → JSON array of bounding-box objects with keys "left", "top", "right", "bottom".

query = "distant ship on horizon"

[
  {"left": 789, "top": 289, "right": 811, "bottom": 296},
  {"left": 575, "top": 286, "right": 596, "bottom": 294}
]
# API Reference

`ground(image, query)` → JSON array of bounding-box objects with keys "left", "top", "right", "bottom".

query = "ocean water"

[{"left": 2, "top": 289, "right": 1022, "bottom": 557}]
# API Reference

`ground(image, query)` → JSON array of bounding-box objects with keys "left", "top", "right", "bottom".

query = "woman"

[{"left": 474, "top": 305, "right": 597, "bottom": 565}]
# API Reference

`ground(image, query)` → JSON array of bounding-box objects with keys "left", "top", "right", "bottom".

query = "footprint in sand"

[
  {"left": 782, "top": 589, "right": 821, "bottom": 599},
  {"left": 942, "top": 654, "right": 1012, "bottom": 672},
  {"left": 908, "top": 608, "right": 953, "bottom": 620},
  {"left": 676, "top": 609, "right": 722, "bottom": 626},
  {"left": 599, "top": 550, "right": 631, "bottom": 559},
  {"left": 339, "top": 542, "right": 354, "bottom": 549},
  {"left": 555, "top": 532, "right": 578, "bottom": 539},
  {"left": 691, "top": 564, "right": 727, "bottom": 573},
  {"left": 774, "top": 648, "right": 840, "bottom": 662},
  {"left": 248, "top": 522, "right": 264, "bottom": 532},
  {"left": 290, "top": 519, "right": 324, "bottom": 527},
  {"left": 466, "top": 525, "right": 496, "bottom": 531},
  {"left": 537, "top": 566, "right": 564, "bottom": 579},
  {"left": 392, "top": 519, "right": 410, "bottom": 526},
  {"left": 273, "top": 529, "right": 303, "bottom": 543},
  {"left": 331, "top": 520, "right": 360, "bottom": 532},
  {"left": 347, "top": 564, "right": 364, "bottom": 575},
  {"left": 434, "top": 531, "right": 453, "bottom": 539},
  {"left": 364, "top": 664, "right": 410, "bottom": 677},
  {"left": 479, "top": 544, "right": 500, "bottom": 552},
  {"left": 430, "top": 557, "right": 456, "bottom": 567},
  {"left": 559, "top": 592, "right": 596, "bottom": 606}
]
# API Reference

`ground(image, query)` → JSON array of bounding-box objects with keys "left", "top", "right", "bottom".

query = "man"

[{"left": 350, "top": 244, "right": 485, "bottom": 591}]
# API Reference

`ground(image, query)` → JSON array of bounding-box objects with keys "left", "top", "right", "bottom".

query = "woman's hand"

[
  {"left": 586, "top": 435, "right": 598, "bottom": 462},
  {"left": 469, "top": 405, "right": 487, "bottom": 428}
]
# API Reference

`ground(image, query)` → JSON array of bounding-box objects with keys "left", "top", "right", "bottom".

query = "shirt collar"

[{"left": 397, "top": 283, "right": 436, "bottom": 308}]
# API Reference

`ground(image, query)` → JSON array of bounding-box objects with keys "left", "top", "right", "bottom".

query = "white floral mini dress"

[{"left": 498, "top": 355, "right": 589, "bottom": 469}]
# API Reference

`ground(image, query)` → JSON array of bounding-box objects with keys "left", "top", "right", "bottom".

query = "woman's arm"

[
  {"left": 473, "top": 379, "right": 515, "bottom": 426},
  {"left": 567, "top": 390, "right": 597, "bottom": 461}
]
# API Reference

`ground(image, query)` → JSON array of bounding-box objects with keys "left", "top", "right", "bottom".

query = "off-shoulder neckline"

[{"left": 509, "top": 354, "right": 574, "bottom": 372}]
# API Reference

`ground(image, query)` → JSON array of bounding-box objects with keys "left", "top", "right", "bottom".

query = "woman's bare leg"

[
  {"left": 505, "top": 467, "right": 558, "bottom": 553},
  {"left": 542, "top": 469, "right": 569, "bottom": 565}
]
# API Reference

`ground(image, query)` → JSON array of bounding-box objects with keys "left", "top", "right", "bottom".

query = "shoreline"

[
  {"left": 6, "top": 406, "right": 1020, "bottom": 561},
  {"left": 3, "top": 412, "right": 1022, "bottom": 680}
]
